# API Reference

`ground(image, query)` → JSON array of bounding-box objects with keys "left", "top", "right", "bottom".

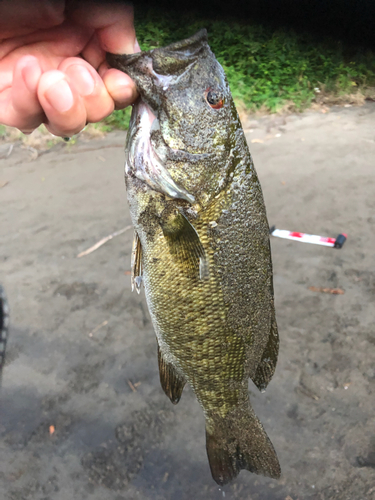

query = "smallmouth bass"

[{"left": 107, "top": 29, "right": 280, "bottom": 485}]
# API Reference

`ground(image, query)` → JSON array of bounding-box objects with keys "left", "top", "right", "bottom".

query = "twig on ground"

[
  {"left": 127, "top": 380, "right": 137, "bottom": 392},
  {"left": 88, "top": 320, "right": 108, "bottom": 338},
  {"left": 22, "top": 145, "right": 38, "bottom": 160},
  {"left": 61, "top": 143, "right": 124, "bottom": 155},
  {"left": 0, "top": 144, "right": 14, "bottom": 159},
  {"left": 77, "top": 225, "right": 132, "bottom": 258},
  {"left": 308, "top": 287, "right": 344, "bottom": 295}
]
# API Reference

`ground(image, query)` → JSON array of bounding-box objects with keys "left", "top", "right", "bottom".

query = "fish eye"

[{"left": 206, "top": 89, "right": 224, "bottom": 109}]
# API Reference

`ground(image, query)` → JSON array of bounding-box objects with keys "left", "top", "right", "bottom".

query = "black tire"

[{"left": 0, "top": 285, "right": 9, "bottom": 382}]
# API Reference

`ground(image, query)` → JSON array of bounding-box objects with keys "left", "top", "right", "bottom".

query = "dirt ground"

[{"left": 0, "top": 103, "right": 374, "bottom": 500}]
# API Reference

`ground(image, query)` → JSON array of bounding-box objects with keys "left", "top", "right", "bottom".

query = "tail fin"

[{"left": 206, "top": 406, "right": 280, "bottom": 486}]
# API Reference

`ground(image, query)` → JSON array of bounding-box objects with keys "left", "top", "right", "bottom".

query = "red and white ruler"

[{"left": 269, "top": 226, "right": 347, "bottom": 249}]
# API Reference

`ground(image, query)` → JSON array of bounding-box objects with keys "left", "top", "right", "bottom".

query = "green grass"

[
  {"left": 103, "top": 106, "right": 132, "bottom": 131},
  {"left": 104, "top": 8, "right": 375, "bottom": 129},
  {"left": 0, "top": 124, "right": 7, "bottom": 139}
]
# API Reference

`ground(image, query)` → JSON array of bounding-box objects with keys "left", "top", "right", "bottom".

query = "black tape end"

[{"left": 334, "top": 234, "right": 347, "bottom": 249}]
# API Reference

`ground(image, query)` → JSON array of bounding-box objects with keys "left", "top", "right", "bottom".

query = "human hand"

[{"left": 0, "top": 0, "right": 139, "bottom": 137}]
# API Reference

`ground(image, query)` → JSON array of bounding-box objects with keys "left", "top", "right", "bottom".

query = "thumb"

[{"left": 69, "top": 1, "right": 138, "bottom": 55}]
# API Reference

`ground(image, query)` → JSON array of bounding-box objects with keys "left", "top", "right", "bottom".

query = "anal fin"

[
  {"left": 157, "top": 343, "right": 186, "bottom": 405},
  {"left": 160, "top": 207, "right": 208, "bottom": 280},
  {"left": 131, "top": 231, "right": 142, "bottom": 294},
  {"left": 251, "top": 311, "right": 279, "bottom": 392}
]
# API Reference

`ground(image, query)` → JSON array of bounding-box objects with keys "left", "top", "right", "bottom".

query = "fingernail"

[
  {"left": 67, "top": 65, "right": 95, "bottom": 96},
  {"left": 118, "top": 37, "right": 139, "bottom": 55},
  {"left": 45, "top": 77, "right": 74, "bottom": 113},
  {"left": 111, "top": 82, "right": 138, "bottom": 105}
]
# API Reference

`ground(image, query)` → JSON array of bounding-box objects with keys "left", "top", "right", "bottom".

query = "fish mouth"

[{"left": 125, "top": 99, "right": 196, "bottom": 204}]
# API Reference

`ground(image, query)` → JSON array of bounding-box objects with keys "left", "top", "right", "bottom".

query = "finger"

[
  {"left": 96, "top": 3, "right": 136, "bottom": 54},
  {"left": 0, "top": 56, "right": 44, "bottom": 132},
  {"left": 0, "top": 0, "right": 65, "bottom": 38},
  {"left": 11, "top": 56, "right": 44, "bottom": 131},
  {"left": 59, "top": 57, "right": 114, "bottom": 123},
  {"left": 69, "top": 1, "right": 136, "bottom": 55},
  {"left": 80, "top": 33, "right": 105, "bottom": 70},
  {"left": 68, "top": 1, "right": 139, "bottom": 108},
  {"left": 99, "top": 66, "right": 138, "bottom": 109},
  {"left": 37, "top": 70, "right": 86, "bottom": 137}
]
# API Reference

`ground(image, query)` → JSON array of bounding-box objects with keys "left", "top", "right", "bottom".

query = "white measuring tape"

[{"left": 270, "top": 226, "right": 347, "bottom": 248}]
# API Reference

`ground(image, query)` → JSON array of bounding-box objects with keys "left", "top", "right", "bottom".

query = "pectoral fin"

[
  {"left": 160, "top": 207, "right": 208, "bottom": 279},
  {"left": 157, "top": 343, "right": 186, "bottom": 404},
  {"left": 131, "top": 231, "right": 142, "bottom": 294}
]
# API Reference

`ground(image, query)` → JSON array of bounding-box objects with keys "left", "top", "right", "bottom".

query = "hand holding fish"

[{"left": 0, "top": 0, "right": 139, "bottom": 136}]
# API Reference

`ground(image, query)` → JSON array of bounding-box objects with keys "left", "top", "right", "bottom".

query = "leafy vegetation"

[
  {"left": 0, "top": 124, "right": 7, "bottom": 139},
  {"left": 103, "top": 106, "right": 132, "bottom": 131},
  {"left": 105, "top": 8, "right": 375, "bottom": 129}
]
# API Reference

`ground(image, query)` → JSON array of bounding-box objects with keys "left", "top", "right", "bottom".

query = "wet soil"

[{"left": 0, "top": 104, "right": 374, "bottom": 500}]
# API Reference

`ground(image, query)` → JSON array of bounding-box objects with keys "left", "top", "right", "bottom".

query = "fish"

[{"left": 107, "top": 29, "right": 280, "bottom": 486}]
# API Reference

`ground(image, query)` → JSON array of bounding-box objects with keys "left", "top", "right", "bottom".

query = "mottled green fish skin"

[{"left": 107, "top": 29, "right": 280, "bottom": 485}]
